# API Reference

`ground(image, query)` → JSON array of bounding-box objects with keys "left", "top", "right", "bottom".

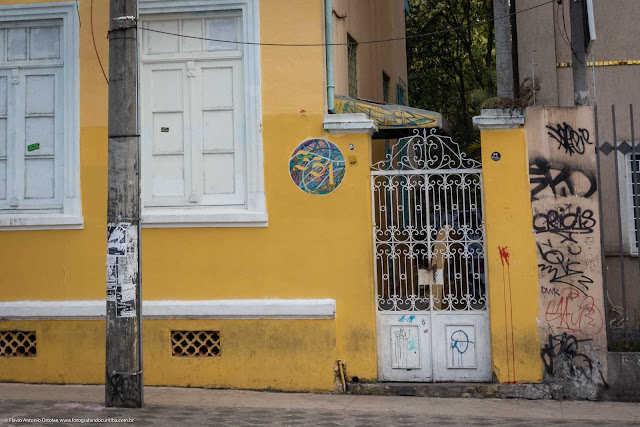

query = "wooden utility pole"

[
  {"left": 510, "top": 0, "right": 520, "bottom": 96},
  {"left": 105, "top": 0, "right": 143, "bottom": 408},
  {"left": 570, "top": 0, "right": 589, "bottom": 105},
  {"left": 493, "top": 0, "right": 514, "bottom": 100}
]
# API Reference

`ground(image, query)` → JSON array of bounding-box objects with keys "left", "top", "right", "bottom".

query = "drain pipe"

[
  {"left": 337, "top": 360, "right": 346, "bottom": 392},
  {"left": 325, "top": 0, "right": 335, "bottom": 113}
]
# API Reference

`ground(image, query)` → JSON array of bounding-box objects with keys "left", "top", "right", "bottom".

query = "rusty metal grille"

[
  {"left": 0, "top": 331, "right": 36, "bottom": 357},
  {"left": 171, "top": 331, "right": 220, "bottom": 357},
  {"left": 595, "top": 104, "right": 640, "bottom": 350}
]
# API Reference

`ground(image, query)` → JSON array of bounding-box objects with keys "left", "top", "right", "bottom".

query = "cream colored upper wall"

[
  {"left": 517, "top": 0, "right": 640, "bottom": 116},
  {"left": 516, "top": 0, "right": 640, "bottom": 252},
  {"left": 332, "top": 0, "right": 408, "bottom": 103},
  {"left": 515, "top": 0, "right": 558, "bottom": 106}
]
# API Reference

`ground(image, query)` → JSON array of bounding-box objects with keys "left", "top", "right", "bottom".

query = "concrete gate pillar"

[
  {"left": 473, "top": 109, "right": 543, "bottom": 383},
  {"left": 524, "top": 106, "right": 607, "bottom": 399}
]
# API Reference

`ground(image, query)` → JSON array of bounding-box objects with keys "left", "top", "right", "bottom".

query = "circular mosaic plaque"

[{"left": 289, "top": 139, "right": 345, "bottom": 195}]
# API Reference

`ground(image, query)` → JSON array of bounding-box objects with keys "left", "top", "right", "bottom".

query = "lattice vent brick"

[
  {"left": 171, "top": 330, "right": 220, "bottom": 357},
  {"left": 0, "top": 331, "right": 36, "bottom": 357}
]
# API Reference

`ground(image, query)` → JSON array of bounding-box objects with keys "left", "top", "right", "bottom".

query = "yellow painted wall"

[
  {"left": 0, "top": 0, "right": 377, "bottom": 390},
  {"left": 0, "top": 1, "right": 553, "bottom": 390},
  {"left": 480, "top": 127, "right": 543, "bottom": 383},
  {"left": 0, "top": 319, "right": 337, "bottom": 391}
]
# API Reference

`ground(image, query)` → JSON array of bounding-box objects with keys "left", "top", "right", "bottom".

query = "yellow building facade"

[
  {"left": 0, "top": 0, "right": 386, "bottom": 391},
  {"left": 0, "top": 0, "right": 606, "bottom": 394}
]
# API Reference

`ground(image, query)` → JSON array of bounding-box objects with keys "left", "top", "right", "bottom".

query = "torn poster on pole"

[
  {"left": 106, "top": 255, "right": 117, "bottom": 302},
  {"left": 106, "top": 222, "right": 138, "bottom": 318}
]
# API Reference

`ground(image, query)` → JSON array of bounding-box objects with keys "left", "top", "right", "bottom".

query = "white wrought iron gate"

[{"left": 372, "top": 130, "right": 491, "bottom": 382}]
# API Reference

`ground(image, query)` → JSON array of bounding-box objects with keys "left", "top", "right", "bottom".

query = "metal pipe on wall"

[
  {"left": 325, "top": 0, "right": 335, "bottom": 113},
  {"left": 612, "top": 105, "right": 630, "bottom": 348},
  {"left": 593, "top": 104, "right": 611, "bottom": 349}
]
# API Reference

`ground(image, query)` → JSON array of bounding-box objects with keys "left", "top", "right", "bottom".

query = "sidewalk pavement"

[{"left": 1, "top": 383, "right": 639, "bottom": 426}]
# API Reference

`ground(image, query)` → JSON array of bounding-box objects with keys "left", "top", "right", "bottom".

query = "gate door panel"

[
  {"left": 373, "top": 130, "right": 491, "bottom": 382},
  {"left": 378, "top": 313, "right": 432, "bottom": 381}
]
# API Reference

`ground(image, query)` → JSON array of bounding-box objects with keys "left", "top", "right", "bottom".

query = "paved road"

[{"left": 1, "top": 384, "right": 639, "bottom": 426}]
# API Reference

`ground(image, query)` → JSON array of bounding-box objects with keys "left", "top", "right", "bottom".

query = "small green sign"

[
  {"left": 161, "top": 127, "right": 169, "bottom": 133},
  {"left": 27, "top": 143, "right": 40, "bottom": 152}
]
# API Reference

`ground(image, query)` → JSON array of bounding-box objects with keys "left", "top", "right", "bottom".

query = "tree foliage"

[{"left": 406, "top": 0, "right": 495, "bottom": 144}]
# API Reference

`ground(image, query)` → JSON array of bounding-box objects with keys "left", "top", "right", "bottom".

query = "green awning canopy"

[{"left": 334, "top": 96, "right": 450, "bottom": 139}]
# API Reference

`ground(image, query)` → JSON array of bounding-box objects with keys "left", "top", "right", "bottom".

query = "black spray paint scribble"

[
  {"left": 540, "top": 332, "right": 606, "bottom": 385},
  {"left": 537, "top": 239, "right": 593, "bottom": 295},
  {"left": 107, "top": 372, "right": 140, "bottom": 407},
  {"left": 529, "top": 157, "right": 597, "bottom": 200},
  {"left": 533, "top": 205, "right": 596, "bottom": 243},
  {"left": 540, "top": 333, "right": 594, "bottom": 376},
  {"left": 546, "top": 122, "right": 593, "bottom": 156}
]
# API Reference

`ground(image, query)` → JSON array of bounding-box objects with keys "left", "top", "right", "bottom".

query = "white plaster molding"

[
  {"left": 0, "top": 214, "right": 83, "bottom": 231},
  {"left": 142, "top": 209, "right": 267, "bottom": 228},
  {"left": 472, "top": 109, "right": 525, "bottom": 130},
  {"left": 324, "top": 113, "right": 378, "bottom": 135},
  {"left": 0, "top": 299, "right": 336, "bottom": 320}
]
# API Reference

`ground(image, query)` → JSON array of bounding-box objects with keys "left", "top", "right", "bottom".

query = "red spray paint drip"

[
  {"left": 498, "top": 245, "right": 516, "bottom": 384},
  {"left": 498, "top": 246, "right": 510, "bottom": 267}
]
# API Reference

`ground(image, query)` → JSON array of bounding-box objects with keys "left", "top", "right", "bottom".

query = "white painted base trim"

[
  {"left": 0, "top": 214, "right": 84, "bottom": 231},
  {"left": 0, "top": 299, "right": 336, "bottom": 320}
]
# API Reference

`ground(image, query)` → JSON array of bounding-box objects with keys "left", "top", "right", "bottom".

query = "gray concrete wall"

[
  {"left": 602, "top": 256, "right": 640, "bottom": 350},
  {"left": 516, "top": 0, "right": 640, "bottom": 112},
  {"left": 517, "top": 0, "right": 640, "bottom": 350},
  {"left": 526, "top": 106, "right": 608, "bottom": 399},
  {"left": 603, "top": 352, "right": 640, "bottom": 401}
]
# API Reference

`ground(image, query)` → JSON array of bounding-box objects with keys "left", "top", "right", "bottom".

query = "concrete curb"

[{"left": 349, "top": 382, "right": 563, "bottom": 400}]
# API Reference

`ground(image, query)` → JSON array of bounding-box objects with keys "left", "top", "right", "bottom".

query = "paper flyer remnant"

[{"left": 106, "top": 222, "right": 138, "bottom": 317}]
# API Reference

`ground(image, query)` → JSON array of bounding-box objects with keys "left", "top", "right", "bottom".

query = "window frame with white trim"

[
  {"left": 139, "top": 0, "right": 265, "bottom": 228},
  {"left": 0, "top": 2, "right": 81, "bottom": 230},
  {"left": 623, "top": 151, "right": 640, "bottom": 255}
]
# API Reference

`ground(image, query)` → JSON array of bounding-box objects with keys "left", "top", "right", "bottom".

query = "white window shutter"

[
  {"left": 19, "top": 69, "right": 63, "bottom": 208},
  {"left": 0, "top": 74, "right": 7, "bottom": 202},
  {"left": 142, "top": 16, "right": 245, "bottom": 209}
]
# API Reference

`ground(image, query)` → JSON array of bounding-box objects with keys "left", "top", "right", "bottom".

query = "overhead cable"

[{"left": 139, "top": 0, "right": 554, "bottom": 48}]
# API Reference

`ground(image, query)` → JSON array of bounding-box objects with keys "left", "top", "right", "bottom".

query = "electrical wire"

[
  {"left": 557, "top": 0, "right": 585, "bottom": 65},
  {"left": 91, "top": 0, "right": 109, "bottom": 85},
  {"left": 556, "top": 1, "right": 572, "bottom": 50},
  {"left": 138, "top": 0, "right": 554, "bottom": 48}
]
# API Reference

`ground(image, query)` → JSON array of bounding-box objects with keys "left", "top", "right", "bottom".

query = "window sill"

[
  {"left": 0, "top": 214, "right": 84, "bottom": 231},
  {"left": 142, "top": 208, "right": 268, "bottom": 228}
]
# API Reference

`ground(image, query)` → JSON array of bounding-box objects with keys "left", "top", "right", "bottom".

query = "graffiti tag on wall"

[
  {"left": 546, "top": 122, "right": 593, "bottom": 156},
  {"left": 530, "top": 157, "right": 597, "bottom": 200},
  {"left": 527, "top": 110, "right": 607, "bottom": 397}
]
